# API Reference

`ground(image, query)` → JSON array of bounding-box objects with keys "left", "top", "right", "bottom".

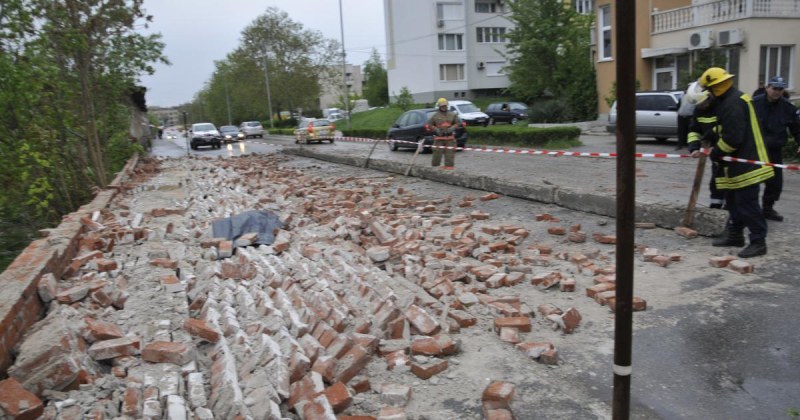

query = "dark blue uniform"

[{"left": 752, "top": 94, "right": 800, "bottom": 211}]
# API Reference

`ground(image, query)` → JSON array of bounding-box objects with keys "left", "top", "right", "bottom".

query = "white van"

[{"left": 448, "top": 100, "right": 490, "bottom": 127}]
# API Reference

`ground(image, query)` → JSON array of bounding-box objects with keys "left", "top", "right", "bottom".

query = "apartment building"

[
  {"left": 385, "top": 0, "right": 799, "bottom": 116},
  {"left": 319, "top": 63, "right": 365, "bottom": 111},
  {"left": 594, "top": 0, "right": 800, "bottom": 113},
  {"left": 384, "top": 0, "right": 514, "bottom": 103}
]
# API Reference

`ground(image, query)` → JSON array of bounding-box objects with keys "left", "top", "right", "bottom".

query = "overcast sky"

[{"left": 139, "top": 0, "right": 386, "bottom": 108}]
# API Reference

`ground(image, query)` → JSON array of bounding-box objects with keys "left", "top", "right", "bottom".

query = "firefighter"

[
  {"left": 698, "top": 67, "right": 774, "bottom": 258},
  {"left": 685, "top": 81, "right": 725, "bottom": 209},
  {"left": 427, "top": 97, "right": 460, "bottom": 169}
]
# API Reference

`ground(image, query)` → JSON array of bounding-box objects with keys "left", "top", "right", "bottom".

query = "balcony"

[{"left": 652, "top": 0, "right": 800, "bottom": 34}]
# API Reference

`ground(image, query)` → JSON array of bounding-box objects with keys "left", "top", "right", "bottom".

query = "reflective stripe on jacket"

[{"left": 712, "top": 90, "right": 774, "bottom": 190}]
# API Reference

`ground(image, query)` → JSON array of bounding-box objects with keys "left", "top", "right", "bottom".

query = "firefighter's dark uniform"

[
  {"left": 710, "top": 88, "right": 774, "bottom": 251},
  {"left": 428, "top": 110, "right": 460, "bottom": 168},
  {"left": 752, "top": 93, "right": 800, "bottom": 220},
  {"left": 687, "top": 104, "right": 725, "bottom": 208}
]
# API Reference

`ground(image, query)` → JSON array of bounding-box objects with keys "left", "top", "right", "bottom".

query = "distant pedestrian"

[
  {"left": 428, "top": 98, "right": 460, "bottom": 170},
  {"left": 752, "top": 76, "right": 800, "bottom": 222},
  {"left": 158, "top": 127, "right": 164, "bottom": 140},
  {"left": 698, "top": 67, "right": 774, "bottom": 258}
]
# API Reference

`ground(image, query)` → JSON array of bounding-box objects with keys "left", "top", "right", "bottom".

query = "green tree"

[
  {"left": 0, "top": 0, "right": 166, "bottom": 270},
  {"left": 504, "top": 0, "right": 597, "bottom": 121},
  {"left": 363, "top": 48, "right": 389, "bottom": 106},
  {"left": 190, "top": 7, "right": 341, "bottom": 125},
  {"left": 393, "top": 87, "right": 414, "bottom": 111}
]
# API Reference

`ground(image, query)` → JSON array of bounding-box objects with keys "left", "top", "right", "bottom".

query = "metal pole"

[
  {"left": 225, "top": 83, "right": 232, "bottom": 126},
  {"left": 339, "top": 0, "right": 351, "bottom": 129},
  {"left": 262, "top": 47, "right": 275, "bottom": 129},
  {"left": 182, "top": 111, "right": 190, "bottom": 155},
  {"left": 613, "top": 0, "right": 636, "bottom": 418}
]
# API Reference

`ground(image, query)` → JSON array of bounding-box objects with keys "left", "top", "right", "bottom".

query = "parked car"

[
  {"left": 485, "top": 102, "right": 529, "bottom": 125},
  {"left": 219, "top": 125, "right": 244, "bottom": 143},
  {"left": 239, "top": 121, "right": 264, "bottom": 138},
  {"left": 606, "top": 91, "right": 683, "bottom": 141},
  {"left": 448, "top": 100, "right": 490, "bottom": 127},
  {"left": 294, "top": 118, "right": 335, "bottom": 144},
  {"left": 190, "top": 123, "right": 221, "bottom": 150},
  {"left": 387, "top": 108, "right": 467, "bottom": 152}
]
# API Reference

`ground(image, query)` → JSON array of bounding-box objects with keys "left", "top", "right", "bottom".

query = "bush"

[
  {"left": 341, "top": 128, "right": 389, "bottom": 139},
  {"left": 468, "top": 126, "right": 581, "bottom": 148},
  {"left": 528, "top": 99, "right": 576, "bottom": 123}
]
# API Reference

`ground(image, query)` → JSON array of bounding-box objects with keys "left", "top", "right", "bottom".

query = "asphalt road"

[{"left": 152, "top": 129, "right": 800, "bottom": 419}]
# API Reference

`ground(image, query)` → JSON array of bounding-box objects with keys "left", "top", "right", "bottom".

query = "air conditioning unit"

[
  {"left": 437, "top": 19, "right": 444, "bottom": 28},
  {"left": 689, "top": 29, "right": 713, "bottom": 50},
  {"left": 477, "top": 61, "right": 485, "bottom": 70},
  {"left": 718, "top": 28, "right": 745, "bottom": 46}
]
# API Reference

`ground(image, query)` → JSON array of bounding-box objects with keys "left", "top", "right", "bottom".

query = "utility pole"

[
  {"left": 261, "top": 47, "right": 275, "bottom": 129},
  {"left": 182, "top": 111, "right": 190, "bottom": 155},
  {"left": 339, "top": 0, "right": 350, "bottom": 129},
  {"left": 225, "top": 83, "right": 232, "bottom": 126}
]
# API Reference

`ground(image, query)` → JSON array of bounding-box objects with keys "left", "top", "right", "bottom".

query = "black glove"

[
  {"left": 709, "top": 146, "right": 725, "bottom": 162},
  {"left": 687, "top": 142, "right": 700, "bottom": 153}
]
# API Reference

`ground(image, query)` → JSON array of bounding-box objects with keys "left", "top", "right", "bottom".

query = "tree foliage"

[
  {"left": 188, "top": 7, "right": 340, "bottom": 125},
  {"left": 504, "top": 0, "right": 597, "bottom": 121},
  {"left": 363, "top": 48, "right": 389, "bottom": 107},
  {"left": 0, "top": 0, "right": 166, "bottom": 270},
  {"left": 393, "top": 87, "right": 414, "bottom": 111}
]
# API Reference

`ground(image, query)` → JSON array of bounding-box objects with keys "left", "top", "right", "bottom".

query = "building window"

[
  {"left": 476, "top": 27, "right": 507, "bottom": 43},
  {"left": 759, "top": 45, "right": 793, "bottom": 88},
  {"left": 654, "top": 56, "right": 676, "bottom": 90},
  {"left": 485, "top": 61, "right": 506, "bottom": 76},
  {"left": 438, "top": 34, "right": 464, "bottom": 51},
  {"left": 440, "top": 64, "right": 465, "bottom": 81},
  {"left": 599, "top": 5, "right": 612, "bottom": 60},
  {"left": 475, "top": 2, "right": 496, "bottom": 13},
  {"left": 574, "top": 0, "right": 593, "bottom": 14},
  {"left": 437, "top": 3, "right": 464, "bottom": 21}
]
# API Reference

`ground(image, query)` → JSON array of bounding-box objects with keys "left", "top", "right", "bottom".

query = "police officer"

[
  {"left": 698, "top": 67, "right": 774, "bottom": 258},
  {"left": 752, "top": 76, "right": 800, "bottom": 222},
  {"left": 428, "top": 98, "right": 460, "bottom": 169},
  {"left": 685, "top": 81, "right": 725, "bottom": 209}
]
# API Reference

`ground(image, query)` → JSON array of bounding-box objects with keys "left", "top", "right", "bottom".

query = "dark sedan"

[
  {"left": 387, "top": 108, "right": 467, "bottom": 152},
  {"left": 485, "top": 102, "right": 529, "bottom": 125}
]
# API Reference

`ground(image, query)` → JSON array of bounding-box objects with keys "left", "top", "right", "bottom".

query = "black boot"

[
  {"left": 738, "top": 240, "right": 767, "bottom": 258},
  {"left": 763, "top": 207, "right": 784, "bottom": 222},
  {"left": 712, "top": 230, "right": 745, "bottom": 247}
]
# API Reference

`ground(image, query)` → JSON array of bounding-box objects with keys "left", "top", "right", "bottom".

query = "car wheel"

[
  {"left": 329, "top": 138, "right": 334, "bottom": 143},
  {"left": 389, "top": 137, "right": 399, "bottom": 151},
  {"left": 655, "top": 137, "right": 668, "bottom": 143},
  {"left": 511, "top": 117, "right": 518, "bottom": 125},
  {"left": 489, "top": 118, "right": 495, "bottom": 125}
]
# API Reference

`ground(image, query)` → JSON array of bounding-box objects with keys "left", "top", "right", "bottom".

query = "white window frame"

[
  {"left": 759, "top": 45, "right": 794, "bottom": 89},
  {"left": 574, "top": 0, "right": 593, "bottom": 15},
  {"left": 438, "top": 33, "right": 464, "bottom": 51},
  {"left": 598, "top": 5, "right": 612, "bottom": 61},
  {"left": 437, "top": 2, "right": 464, "bottom": 21},
  {"left": 439, "top": 63, "right": 465, "bottom": 81},
  {"left": 653, "top": 55, "right": 676, "bottom": 90},
  {"left": 485, "top": 61, "right": 506, "bottom": 77},
  {"left": 476, "top": 27, "right": 507, "bottom": 43}
]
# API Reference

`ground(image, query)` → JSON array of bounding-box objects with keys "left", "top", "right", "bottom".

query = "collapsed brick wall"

[{"left": 0, "top": 154, "right": 140, "bottom": 377}]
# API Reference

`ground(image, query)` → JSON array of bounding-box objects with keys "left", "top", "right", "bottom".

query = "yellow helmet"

[
  {"left": 436, "top": 97, "right": 448, "bottom": 107},
  {"left": 699, "top": 67, "right": 734, "bottom": 88}
]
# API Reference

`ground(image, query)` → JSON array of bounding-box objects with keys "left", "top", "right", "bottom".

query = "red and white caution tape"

[{"left": 330, "top": 137, "right": 799, "bottom": 171}]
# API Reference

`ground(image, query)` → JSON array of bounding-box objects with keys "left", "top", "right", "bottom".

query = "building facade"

[
  {"left": 384, "top": 0, "right": 513, "bottom": 104},
  {"left": 594, "top": 0, "right": 800, "bottom": 114},
  {"left": 319, "top": 63, "right": 365, "bottom": 111},
  {"left": 385, "top": 0, "right": 799, "bottom": 116},
  {"left": 149, "top": 107, "right": 182, "bottom": 128}
]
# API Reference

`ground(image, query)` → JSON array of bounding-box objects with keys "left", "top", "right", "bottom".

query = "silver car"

[
  {"left": 239, "top": 121, "right": 264, "bottom": 138},
  {"left": 606, "top": 91, "right": 683, "bottom": 142}
]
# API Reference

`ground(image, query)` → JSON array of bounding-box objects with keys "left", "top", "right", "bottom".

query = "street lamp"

[
  {"left": 339, "top": 0, "right": 350, "bottom": 129},
  {"left": 260, "top": 46, "right": 275, "bottom": 129}
]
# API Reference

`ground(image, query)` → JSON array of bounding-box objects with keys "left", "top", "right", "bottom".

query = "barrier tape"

[{"left": 298, "top": 136, "right": 800, "bottom": 172}]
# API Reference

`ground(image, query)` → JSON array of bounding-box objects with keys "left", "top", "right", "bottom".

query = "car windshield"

[
  {"left": 245, "top": 122, "right": 261, "bottom": 127},
  {"left": 193, "top": 124, "right": 215, "bottom": 131},
  {"left": 510, "top": 103, "right": 528, "bottom": 110},
  {"left": 456, "top": 103, "right": 479, "bottom": 113},
  {"left": 316, "top": 119, "right": 332, "bottom": 126},
  {"left": 220, "top": 126, "right": 237, "bottom": 133}
]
